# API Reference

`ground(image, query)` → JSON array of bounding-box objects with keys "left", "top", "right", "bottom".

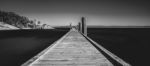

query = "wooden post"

[
  {"left": 78, "top": 22, "right": 82, "bottom": 32},
  {"left": 81, "top": 18, "right": 84, "bottom": 34},
  {"left": 78, "top": 22, "right": 80, "bottom": 31},
  {"left": 81, "top": 17, "right": 87, "bottom": 36}
]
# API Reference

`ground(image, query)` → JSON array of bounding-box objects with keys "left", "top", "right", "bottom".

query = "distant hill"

[
  {"left": 53, "top": 26, "right": 70, "bottom": 28},
  {"left": 0, "top": 10, "right": 35, "bottom": 29},
  {"left": 0, "top": 22, "right": 19, "bottom": 30},
  {"left": 43, "top": 25, "right": 54, "bottom": 29},
  {"left": 0, "top": 10, "right": 55, "bottom": 29}
]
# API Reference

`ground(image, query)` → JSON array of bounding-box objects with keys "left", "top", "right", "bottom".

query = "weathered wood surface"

[{"left": 23, "top": 28, "right": 114, "bottom": 66}]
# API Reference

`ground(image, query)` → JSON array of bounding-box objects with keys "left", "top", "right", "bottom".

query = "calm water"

[
  {"left": 0, "top": 28, "right": 149, "bottom": 66},
  {"left": 0, "top": 29, "right": 69, "bottom": 66},
  {"left": 88, "top": 28, "right": 150, "bottom": 66}
]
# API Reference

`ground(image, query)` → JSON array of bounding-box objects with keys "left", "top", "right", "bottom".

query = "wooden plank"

[{"left": 22, "top": 28, "right": 114, "bottom": 66}]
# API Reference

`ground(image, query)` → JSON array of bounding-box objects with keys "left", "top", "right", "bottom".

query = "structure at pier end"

[{"left": 77, "top": 17, "right": 87, "bottom": 36}]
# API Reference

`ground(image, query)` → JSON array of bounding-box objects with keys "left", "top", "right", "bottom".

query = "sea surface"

[
  {"left": 0, "top": 29, "right": 69, "bottom": 66},
  {"left": 0, "top": 28, "right": 149, "bottom": 66},
  {"left": 88, "top": 28, "right": 150, "bottom": 66}
]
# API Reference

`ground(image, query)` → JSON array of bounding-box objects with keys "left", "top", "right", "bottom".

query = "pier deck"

[{"left": 22, "top": 28, "right": 130, "bottom": 66}]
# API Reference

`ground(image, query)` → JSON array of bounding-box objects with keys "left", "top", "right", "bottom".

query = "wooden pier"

[{"left": 22, "top": 28, "right": 131, "bottom": 66}]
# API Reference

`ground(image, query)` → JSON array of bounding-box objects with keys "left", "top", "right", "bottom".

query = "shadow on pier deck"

[{"left": 22, "top": 28, "right": 131, "bottom": 66}]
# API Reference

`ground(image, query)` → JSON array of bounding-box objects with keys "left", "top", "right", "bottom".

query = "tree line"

[{"left": 0, "top": 10, "right": 46, "bottom": 29}]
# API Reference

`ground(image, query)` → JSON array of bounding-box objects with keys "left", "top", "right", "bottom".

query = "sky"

[{"left": 0, "top": 0, "right": 150, "bottom": 26}]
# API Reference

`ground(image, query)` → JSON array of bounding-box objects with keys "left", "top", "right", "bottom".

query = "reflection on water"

[{"left": 0, "top": 29, "right": 68, "bottom": 66}]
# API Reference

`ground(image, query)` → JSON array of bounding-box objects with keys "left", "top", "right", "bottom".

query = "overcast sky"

[{"left": 0, "top": 0, "right": 150, "bottom": 26}]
